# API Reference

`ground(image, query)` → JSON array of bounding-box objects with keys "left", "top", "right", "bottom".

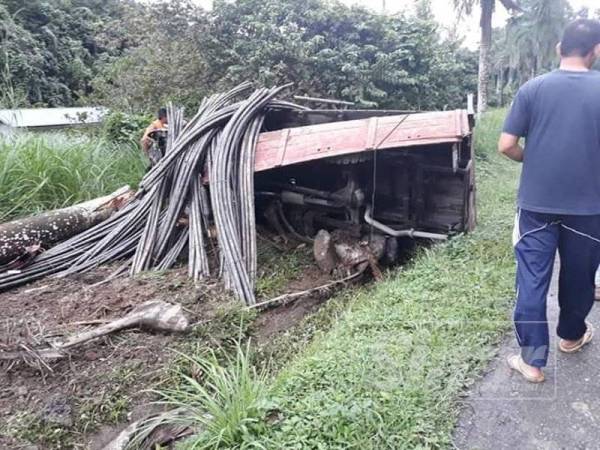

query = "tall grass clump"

[
  {"left": 0, "top": 131, "right": 146, "bottom": 221},
  {"left": 474, "top": 108, "right": 507, "bottom": 162},
  {"left": 144, "top": 343, "right": 273, "bottom": 450}
]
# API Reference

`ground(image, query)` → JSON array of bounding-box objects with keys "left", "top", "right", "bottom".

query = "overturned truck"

[
  {"left": 254, "top": 108, "right": 476, "bottom": 271},
  {"left": 0, "top": 85, "right": 475, "bottom": 304}
]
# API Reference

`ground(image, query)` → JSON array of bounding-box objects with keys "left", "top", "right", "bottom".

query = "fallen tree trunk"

[{"left": 0, "top": 186, "right": 133, "bottom": 266}]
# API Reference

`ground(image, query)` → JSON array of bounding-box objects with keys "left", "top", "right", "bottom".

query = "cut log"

[{"left": 0, "top": 186, "right": 133, "bottom": 266}]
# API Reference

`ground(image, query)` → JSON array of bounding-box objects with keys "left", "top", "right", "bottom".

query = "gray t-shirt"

[{"left": 503, "top": 69, "right": 600, "bottom": 215}]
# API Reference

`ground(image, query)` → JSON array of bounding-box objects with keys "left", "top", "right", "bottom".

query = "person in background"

[
  {"left": 498, "top": 19, "right": 600, "bottom": 383},
  {"left": 140, "top": 107, "right": 168, "bottom": 157}
]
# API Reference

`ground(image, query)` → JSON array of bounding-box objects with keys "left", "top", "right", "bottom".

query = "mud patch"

[
  {"left": 0, "top": 266, "right": 214, "bottom": 449},
  {"left": 253, "top": 264, "right": 334, "bottom": 343},
  {"left": 0, "top": 244, "right": 344, "bottom": 449}
]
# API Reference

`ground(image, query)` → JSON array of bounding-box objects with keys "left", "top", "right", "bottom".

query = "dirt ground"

[{"left": 0, "top": 248, "right": 334, "bottom": 449}]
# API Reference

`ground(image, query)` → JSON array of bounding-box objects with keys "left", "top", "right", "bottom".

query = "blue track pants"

[{"left": 513, "top": 209, "right": 600, "bottom": 368}]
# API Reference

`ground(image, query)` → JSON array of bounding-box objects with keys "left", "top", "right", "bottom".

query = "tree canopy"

[
  {"left": 3, "top": 0, "right": 592, "bottom": 113},
  {"left": 0, "top": 0, "right": 139, "bottom": 107},
  {"left": 1, "top": 0, "right": 478, "bottom": 113},
  {"left": 487, "top": 0, "right": 599, "bottom": 106}
]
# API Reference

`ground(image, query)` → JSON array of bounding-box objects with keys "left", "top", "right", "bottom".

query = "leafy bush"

[
  {"left": 0, "top": 0, "right": 135, "bottom": 107},
  {"left": 101, "top": 111, "right": 153, "bottom": 143}
]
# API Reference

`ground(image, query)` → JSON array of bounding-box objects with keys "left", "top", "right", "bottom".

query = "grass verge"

[{"left": 0, "top": 131, "right": 145, "bottom": 221}]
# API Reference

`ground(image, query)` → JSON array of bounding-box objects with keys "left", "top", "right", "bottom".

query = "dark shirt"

[{"left": 503, "top": 69, "right": 600, "bottom": 215}]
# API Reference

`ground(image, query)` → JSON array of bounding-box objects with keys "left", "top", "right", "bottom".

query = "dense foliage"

[
  {"left": 0, "top": 0, "right": 142, "bottom": 107},
  {"left": 101, "top": 111, "right": 153, "bottom": 143},
  {"left": 186, "top": 0, "right": 476, "bottom": 110},
  {"left": 2, "top": 0, "right": 595, "bottom": 113},
  {"left": 1, "top": 0, "right": 478, "bottom": 112}
]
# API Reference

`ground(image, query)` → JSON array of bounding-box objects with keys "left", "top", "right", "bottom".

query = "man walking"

[{"left": 499, "top": 19, "right": 600, "bottom": 383}]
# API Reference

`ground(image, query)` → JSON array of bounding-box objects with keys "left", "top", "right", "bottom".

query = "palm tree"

[
  {"left": 490, "top": 28, "right": 511, "bottom": 106},
  {"left": 489, "top": 0, "right": 569, "bottom": 102},
  {"left": 453, "top": 0, "right": 521, "bottom": 115},
  {"left": 507, "top": 0, "right": 569, "bottom": 79}
]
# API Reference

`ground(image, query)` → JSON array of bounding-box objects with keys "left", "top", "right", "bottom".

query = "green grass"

[
  {"left": 254, "top": 286, "right": 362, "bottom": 376},
  {"left": 245, "top": 109, "right": 519, "bottom": 449},
  {"left": 0, "top": 131, "right": 146, "bottom": 221}
]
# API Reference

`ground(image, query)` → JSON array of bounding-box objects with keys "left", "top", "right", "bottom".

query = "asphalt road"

[{"left": 454, "top": 264, "right": 600, "bottom": 450}]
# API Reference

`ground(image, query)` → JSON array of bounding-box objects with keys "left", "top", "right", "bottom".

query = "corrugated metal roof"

[{"left": 0, "top": 107, "right": 108, "bottom": 128}]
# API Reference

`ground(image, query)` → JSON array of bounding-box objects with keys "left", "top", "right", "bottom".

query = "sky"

[
  {"left": 341, "top": 0, "right": 600, "bottom": 48},
  {"left": 191, "top": 0, "right": 599, "bottom": 49}
]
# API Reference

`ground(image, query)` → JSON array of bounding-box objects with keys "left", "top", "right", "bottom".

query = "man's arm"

[
  {"left": 140, "top": 124, "right": 155, "bottom": 154},
  {"left": 500, "top": 83, "right": 531, "bottom": 163},
  {"left": 498, "top": 132, "right": 524, "bottom": 162}
]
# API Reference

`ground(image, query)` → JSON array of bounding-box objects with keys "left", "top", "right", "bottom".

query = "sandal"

[
  {"left": 507, "top": 354, "right": 545, "bottom": 383},
  {"left": 559, "top": 322, "right": 593, "bottom": 354}
]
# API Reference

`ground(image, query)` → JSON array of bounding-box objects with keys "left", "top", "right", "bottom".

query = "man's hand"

[
  {"left": 140, "top": 135, "right": 154, "bottom": 154},
  {"left": 498, "top": 132, "right": 524, "bottom": 162},
  {"left": 140, "top": 124, "right": 157, "bottom": 154}
]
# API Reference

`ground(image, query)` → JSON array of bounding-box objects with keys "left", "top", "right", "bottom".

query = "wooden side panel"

[{"left": 255, "top": 110, "right": 470, "bottom": 172}]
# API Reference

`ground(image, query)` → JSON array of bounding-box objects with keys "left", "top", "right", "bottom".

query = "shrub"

[{"left": 102, "top": 111, "right": 153, "bottom": 144}]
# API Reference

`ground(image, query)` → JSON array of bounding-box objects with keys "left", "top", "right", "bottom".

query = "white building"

[{"left": 0, "top": 107, "right": 108, "bottom": 135}]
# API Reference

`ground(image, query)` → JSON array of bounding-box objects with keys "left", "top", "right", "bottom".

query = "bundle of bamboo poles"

[{"left": 0, "top": 83, "right": 303, "bottom": 305}]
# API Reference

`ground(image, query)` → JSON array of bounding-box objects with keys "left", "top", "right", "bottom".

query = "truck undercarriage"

[{"left": 253, "top": 108, "right": 476, "bottom": 270}]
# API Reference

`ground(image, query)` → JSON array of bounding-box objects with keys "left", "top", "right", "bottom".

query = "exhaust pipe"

[{"left": 364, "top": 206, "right": 448, "bottom": 241}]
